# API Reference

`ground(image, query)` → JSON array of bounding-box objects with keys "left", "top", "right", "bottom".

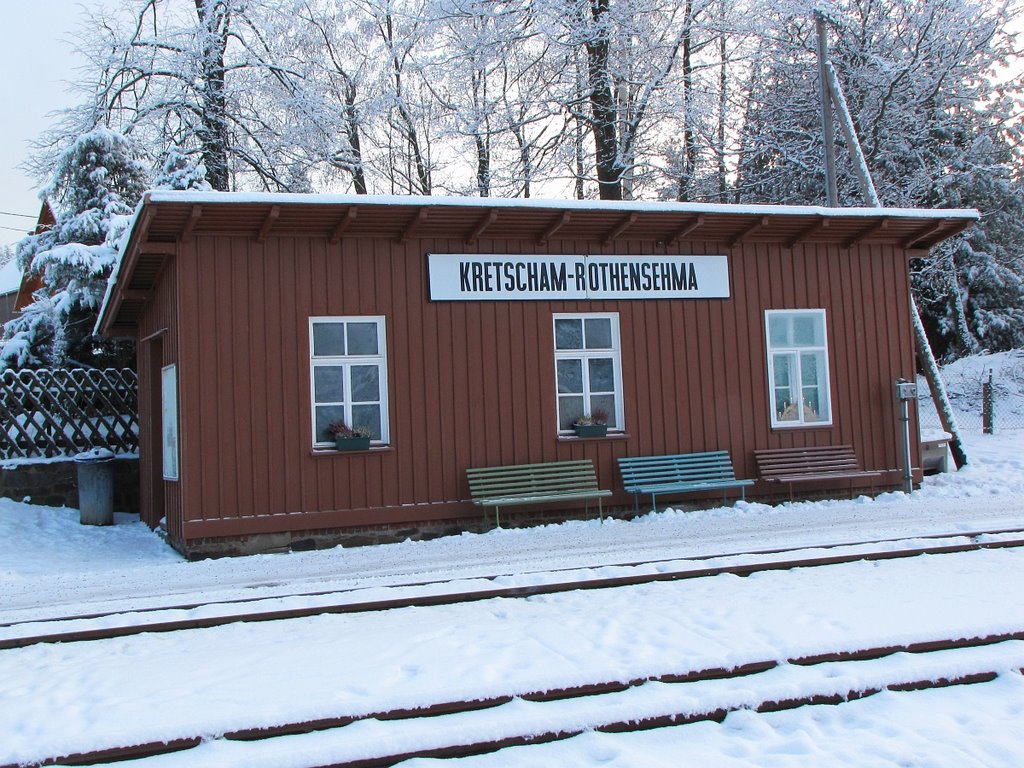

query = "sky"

[{"left": 0, "top": 1, "right": 102, "bottom": 251}]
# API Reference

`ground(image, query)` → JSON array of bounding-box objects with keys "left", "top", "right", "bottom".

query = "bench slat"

[
  {"left": 617, "top": 451, "right": 751, "bottom": 511},
  {"left": 754, "top": 445, "right": 878, "bottom": 500},
  {"left": 467, "top": 459, "right": 611, "bottom": 527}
]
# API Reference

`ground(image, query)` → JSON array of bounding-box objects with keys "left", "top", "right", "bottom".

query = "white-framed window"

[
  {"left": 309, "top": 316, "right": 389, "bottom": 447},
  {"left": 553, "top": 313, "right": 624, "bottom": 433},
  {"left": 765, "top": 309, "right": 832, "bottom": 427}
]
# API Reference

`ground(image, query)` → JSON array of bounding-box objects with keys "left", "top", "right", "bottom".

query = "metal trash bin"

[{"left": 75, "top": 448, "right": 116, "bottom": 526}]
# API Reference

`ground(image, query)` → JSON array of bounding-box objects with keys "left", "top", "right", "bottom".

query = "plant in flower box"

[
  {"left": 327, "top": 420, "right": 372, "bottom": 451},
  {"left": 573, "top": 408, "right": 609, "bottom": 437}
]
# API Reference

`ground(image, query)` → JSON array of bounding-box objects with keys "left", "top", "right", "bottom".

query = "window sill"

[
  {"left": 557, "top": 432, "right": 630, "bottom": 442},
  {"left": 311, "top": 445, "right": 395, "bottom": 457},
  {"left": 769, "top": 422, "right": 834, "bottom": 431}
]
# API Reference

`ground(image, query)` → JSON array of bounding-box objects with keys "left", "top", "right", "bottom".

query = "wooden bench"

[
  {"left": 466, "top": 460, "right": 613, "bottom": 527},
  {"left": 754, "top": 445, "right": 881, "bottom": 501},
  {"left": 617, "top": 451, "right": 753, "bottom": 513}
]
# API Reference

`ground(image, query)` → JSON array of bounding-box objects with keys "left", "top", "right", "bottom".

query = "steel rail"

[
  {"left": 3, "top": 535, "right": 1024, "bottom": 652},
  {"left": 6, "top": 525, "right": 1023, "bottom": 631},
  {"left": 7, "top": 632, "right": 1023, "bottom": 768}
]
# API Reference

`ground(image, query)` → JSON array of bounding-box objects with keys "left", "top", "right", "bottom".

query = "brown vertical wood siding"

[
  {"left": 136, "top": 255, "right": 181, "bottom": 544},
  {"left": 166, "top": 231, "right": 919, "bottom": 542}
]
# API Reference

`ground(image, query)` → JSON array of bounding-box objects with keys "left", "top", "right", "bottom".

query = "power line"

[
  {"left": 0, "top": 210, "right": 37, "bottom": 220},
  {"left": 0, "top": 225, "right": 31, "bottom": 233}
]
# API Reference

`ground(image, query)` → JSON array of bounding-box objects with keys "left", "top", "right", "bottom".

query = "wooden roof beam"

[
  {"left": 728, "top": 216, "right": 770, "bottom": 248},
  {"left": 256, "top": 205, "right": 281, "bottom": 243},
  {"left": 921, "top": 217, "right": 973, "bottom": 247},
  {"left": 602, "top": 213, "right": 638, "bottom": 245},
  {"left": 667, "top": 214, "right": 705, "bottom": 245},
  {"left": 788, "top": 217, "right": 830, "bottom": 247},
  {"left": 114, "top": 207, "right": 156, "bottom": 293},
  {"left": 903, "top": 219, "right": 948, "bottom": 249},
  {"left": 844, "top": 217, "right": 889, "bottom": 248},
  {"left": 537, "top": 212, "right": 570, "bottom": 244},
  {"left": 466, "top": 209, "right": 498, "bottom": 245},
  {"left": 120, "top": 289, "right": 151, "bottom": 303},
  {"left": 180, "top": 205, "right": 203, "bottom": 241},
  {"left": 329, "top": 207, "right": 358, "bottom": 243},
  {"left": 138, "top": 241, "right": 177, "bottom": 256},
  {"left": 398, "top": 208, "right": 428, "bottom": 243}
]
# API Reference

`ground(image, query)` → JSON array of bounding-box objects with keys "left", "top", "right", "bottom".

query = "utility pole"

[{"left": 815, "top": 12, "right": 839, "bottom": 207}]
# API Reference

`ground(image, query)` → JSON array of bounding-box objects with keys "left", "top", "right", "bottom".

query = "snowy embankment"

[
  {"left": 1, "top": 546, "right": 1024, "bottom": 766},
  {"left": 0, "top": 406, "right": 1022, "bottom": 765}
]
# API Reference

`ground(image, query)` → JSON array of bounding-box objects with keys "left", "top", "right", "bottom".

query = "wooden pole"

[{"left": 815, "top": 13, "right": 839, "bottom": 207}]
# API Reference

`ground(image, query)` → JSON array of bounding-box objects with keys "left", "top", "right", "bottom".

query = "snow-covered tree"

[
  {"left": 34, "top": 0, "right": 323, "bottom": 193},
  {"left": 0, "top": 128, "right": 148, "bottom": 370},
  {"left": 734, "top": 0, "right": 1024, "bottom": 358},
  {"left": 152, "top": 147, "right": 213, "bottom": 191}
]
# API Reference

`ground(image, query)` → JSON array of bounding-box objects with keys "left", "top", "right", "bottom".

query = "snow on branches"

[{"left": 0, "top": 127, "right": 146, "bottom": 370}]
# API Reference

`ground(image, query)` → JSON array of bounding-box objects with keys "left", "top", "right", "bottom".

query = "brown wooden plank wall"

[
  {"left": 173, "top": 233, "right": 917, "bottom": 541},
  {"left": 136, "top": 254, "right": 181, "bottom": 543}
]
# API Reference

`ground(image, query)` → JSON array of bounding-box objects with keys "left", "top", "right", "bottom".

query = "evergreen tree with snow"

[
  {"left": 0, "top": 127, "right": 148, "bottom": 370},
  {"left": 152, "top": 147, "right": 212, "bottom": 192},
  {"left": 734, "top": 0, "right": 1023, "bottom": 359}
]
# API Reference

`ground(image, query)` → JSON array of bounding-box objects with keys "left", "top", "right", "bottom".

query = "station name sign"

[{"left": 427, "top": 254, "right": 729, "bottom": 301}]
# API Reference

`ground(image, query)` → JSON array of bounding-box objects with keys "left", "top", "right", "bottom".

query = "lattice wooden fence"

[{"left": 0, "top": 368, "right": 138, "bottom": 460}]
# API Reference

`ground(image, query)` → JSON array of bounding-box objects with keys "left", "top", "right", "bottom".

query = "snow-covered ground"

[
  {"left": 918, "top": 348, "right": 1024, "bottom": 430},
  {"left": 1, "top": 363, "right": 1023, "bottom": 766}
]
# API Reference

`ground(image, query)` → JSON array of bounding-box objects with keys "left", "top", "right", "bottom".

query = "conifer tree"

[{"left": 0, "top": 127, "right": 148, "bottom": 370}]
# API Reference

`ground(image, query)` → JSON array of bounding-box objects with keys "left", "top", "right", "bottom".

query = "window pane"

[
  {"left": 815, "top": 387, "right": 831, "bottom": 421},
  {"left": 776, "top": 395, "right": 799, "bottom": 421},
  {"left": 555, "top": 318, "right": 583, "bottom": 350},
  {"left": 350, "top": 365, "right": 380, "bottom": 402},
  {"left": 347, "top": 322, "right": 379, "bottom": 355},
  {"left": 802, "top": 388, "right": 823, "bottom": 421},
  {"left": 315, "top": 404, "right": 346, "bottom": 442},
  {"left": 589, "top": 357, "right": 615, "bottom": 392},
  {"left": 773, "top": 354, "right": 796, "bottom": 421},
  {"left": 793, "top": 315, "right": 821, "bottom": 346},
  {"left": 590, "top": 394, "right": 616, "bottom": 427},
  {"left": 558, "top": 395, "right": 585, "bottom": 430},
  {"left": 800, "top": 352, "right": 820, "bottom": 386},
  {"left": 769, "top": 316, "right": 789, "bottom": 346},
  {"left": 772, "top": 354, "right": 792, "bottom": 388},
  {"left": 313, "top": 366, "right": 346, "bottom": 403},
  {"left": 557, "top": 359, "right": 583, "bottom": 393},
  {"left": 584, "top": 318, "right": 612, "bottom": 349},
  {"left": 312, "top": 323, "right": 345, "bottom": 357},
  {"left": 351, "top": 404, "right": 382, "bottom": 439}
]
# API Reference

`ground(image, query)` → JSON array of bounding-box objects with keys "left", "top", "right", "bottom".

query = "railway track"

[
  {"left": 3, "top": 527, "right": 1023, "bottom": 651},
  {"left": 6, "top": 631, "right": 1024, "bottom": 767},
  {"left": 3, "top": 528, "right": 1023, "bottom": 767}
]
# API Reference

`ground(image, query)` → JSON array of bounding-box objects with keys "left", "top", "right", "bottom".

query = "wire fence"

[
  {"left": 0, "top": 368, "right": 139, "bottom": 460},
  {"left": 917, "top": 351, "right": 1024, "bottom": 434}
]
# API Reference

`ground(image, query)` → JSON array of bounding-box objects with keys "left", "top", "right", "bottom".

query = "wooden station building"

[{"left": 96, "top": 191, "right": 976, "bottom": 557}]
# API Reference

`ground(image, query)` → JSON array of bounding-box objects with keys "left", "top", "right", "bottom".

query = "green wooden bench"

[
  {"left": 754, "top": 445, "right": 881, "bottom": 501},
  {"left": 617, "top": 451, "right": 753, "bottom": 513},
  {"left": 467, "top": 460, "right": 613, "bottom": 527}
]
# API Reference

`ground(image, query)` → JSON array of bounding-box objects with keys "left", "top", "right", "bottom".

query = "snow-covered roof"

[
  {"left": 140, "top": 189, "right": 979, "bottom": 221},
  {"left": 97, "top": 191, "right": 980, "bottom": 336},
  {"left": 0, "top": 257, "right": 23, "bottom": 296}
]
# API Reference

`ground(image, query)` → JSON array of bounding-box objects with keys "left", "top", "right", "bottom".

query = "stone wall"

[{"left": 0, "top": 457, "right": 140, "bottom": 512}]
